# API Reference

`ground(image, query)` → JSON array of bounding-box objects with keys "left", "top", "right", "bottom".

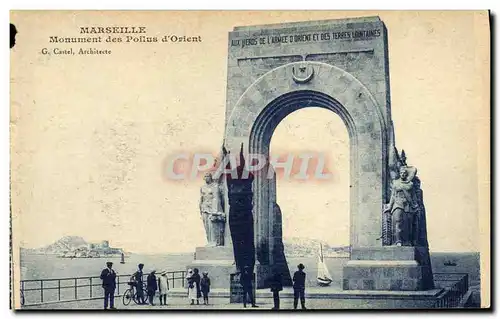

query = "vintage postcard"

[{"left": 9, "top": 10, "right": 490, "bottom": 310}]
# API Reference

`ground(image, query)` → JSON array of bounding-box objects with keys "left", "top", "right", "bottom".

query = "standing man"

[
  {"left": 292, "top": 263, "right": 307, "bottom": 310},
  {"left": 134, "top": 263, "right": 146, "bottom": 305},
  {"left": 269, "top": 272, "right": 283, "bottom": 310},
  {"left": 240, "top": 266, "right": 258, "bottom": 308},
  {"left": 147, "top": 270, "right": 158, "bottom": 306},
  {"left": 100, "top": 261, "right": 117, "bottom": 310}
]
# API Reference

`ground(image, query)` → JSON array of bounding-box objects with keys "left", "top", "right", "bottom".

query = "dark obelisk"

[{"left": 226, "top": 143, "right": 256, "bottom": 274}]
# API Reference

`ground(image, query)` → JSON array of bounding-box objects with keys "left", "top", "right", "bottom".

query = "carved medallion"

[{"left": 292, "top": 63, "right": 314, "bottom": 84}]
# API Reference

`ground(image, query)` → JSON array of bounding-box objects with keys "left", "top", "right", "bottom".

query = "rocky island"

[{"left": 21, "top": 236, "right": 128, "bottom": 259}]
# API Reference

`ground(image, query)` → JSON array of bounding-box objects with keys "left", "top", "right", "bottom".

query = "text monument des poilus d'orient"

[{"left": 191, "top": 16, "right": 435, "bottom": 297}]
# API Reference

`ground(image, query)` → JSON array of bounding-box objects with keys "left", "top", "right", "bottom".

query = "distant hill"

[
  {"left": 22, "top": 236, "right": 88, "bottom": 255},
  {"left": 283, "top": 237, "right": 350, "bottom": 257},
  {"left": 21, "top": 236, "right": 125, "bottom": 256},
  {"left": 21, "top": 236, "right": 348, "bottom": 258}
]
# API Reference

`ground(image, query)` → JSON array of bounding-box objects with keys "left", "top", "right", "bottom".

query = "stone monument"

[{"left": 189, "top": 16, "right": 434, "bottom": 292}]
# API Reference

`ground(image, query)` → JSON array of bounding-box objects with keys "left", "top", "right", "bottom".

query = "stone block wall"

[{"left": 343, "top": 262, "right": 424, "bottom": 291}]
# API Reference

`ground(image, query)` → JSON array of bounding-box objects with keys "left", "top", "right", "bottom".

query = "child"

[
  {"left": 200, "top": 271, "right": 211, "bottom": 305},
  {"left": 158, "top": 271, "right": 169, "bottom": 306}
]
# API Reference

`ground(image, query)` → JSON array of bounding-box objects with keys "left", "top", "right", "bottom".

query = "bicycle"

[{"left": 122, "top": 282, "right": 148, "bottom": 306}]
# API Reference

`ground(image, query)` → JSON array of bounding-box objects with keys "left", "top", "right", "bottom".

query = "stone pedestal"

[
  {"left": 186, "top": 246, "right": 236, "bottom": 289},
  {"left": 343, "top": 246, "right": 434, "bottom": 291},
  {"left": 194, "top": 246, "right": 234, "bottom": 260}
]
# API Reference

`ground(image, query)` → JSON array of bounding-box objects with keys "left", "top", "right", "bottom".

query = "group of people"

[
  {"left": 129, "top": 263, "right": 170, "bottom": 306},
  {"left": 238, "top": 263, "right": 307, "bottom": 310},
  {"left": 100, "top": 262, "right": 170, "bottom": 309},
  {"left": 268, "top": 263, "right": 307, "bottom": 310},
  {"left": 185, "top": 268, "right": 212, "bottom": 305},
  {"left": 100, "top": 261, "right": 308, "bottom": 310}
]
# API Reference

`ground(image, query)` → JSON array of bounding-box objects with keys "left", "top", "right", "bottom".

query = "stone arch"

[{"left": 224, "top": 61, "right": 389, "bottom": 286}]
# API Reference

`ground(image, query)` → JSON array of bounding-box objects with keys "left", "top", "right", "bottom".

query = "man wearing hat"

[
  {"left": 133, "top": 263, "right": 147, "bottom": 304},
  {"left": 100, "top": 261, "right": 117, "bottom": 310},
  {"left": 292, "top": 263, "right": 307, "bottom": 310}
]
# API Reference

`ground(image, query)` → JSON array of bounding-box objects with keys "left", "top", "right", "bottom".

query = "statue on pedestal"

[
  {"left": 383, "top": 164, "right": 420, "bottom": 246},
  {"left": 200, "top": 172, "right": 226, "bottom": 247},
  {"left": 382, "top": 147, "right": 435, "bottom": 288}
]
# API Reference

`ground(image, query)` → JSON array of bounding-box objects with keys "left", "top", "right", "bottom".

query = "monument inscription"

[{"left": 231, "top": 28, "right": 382, "bottom": 48}]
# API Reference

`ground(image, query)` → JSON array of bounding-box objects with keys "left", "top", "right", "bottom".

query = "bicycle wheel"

[
  {"left": 134, "top": 284, "right": 147, "bottom": 304},
  {"left": 133, "top": 288, "right": 143, "bottom": 304},
  {"left": 122, "top": 289, "right": 133, "bottom": 306}
]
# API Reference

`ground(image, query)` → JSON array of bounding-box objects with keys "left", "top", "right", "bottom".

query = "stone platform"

[
  {"left": 343, "top": 246, "right": 434, "bottom": 291},
  {"left": 168, "top": 286, "right": 465, "bottom": 309}
]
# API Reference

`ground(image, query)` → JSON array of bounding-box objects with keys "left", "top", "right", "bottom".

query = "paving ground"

[
  {"left": 20, "top": 296, "right": 315, "bottom": 310},
  {"left": 19, "top": 287, "right": 394, "bottom": 310}
]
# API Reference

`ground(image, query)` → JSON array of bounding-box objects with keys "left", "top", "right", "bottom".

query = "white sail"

[
  {"left": 317, "top": 243, "right": 332, "bottom": 286},
  {"left": 317, "top": 259, "right": 332, "bottom": 280}
]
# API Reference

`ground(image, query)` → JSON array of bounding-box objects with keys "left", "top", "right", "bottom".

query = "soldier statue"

[
  {"left": 383, "top": 166, "right": 420, "bottom": 246},
  {"left": 199, "top": 172, "right": 226, "bottom": 246}
]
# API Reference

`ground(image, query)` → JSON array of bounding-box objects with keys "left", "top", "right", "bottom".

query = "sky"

[
  {"left": 271, "top": 109, "right": 350, "bottom": 247},
  {"left": 10, "top": 11, "right": 489, "bottom": 254}
]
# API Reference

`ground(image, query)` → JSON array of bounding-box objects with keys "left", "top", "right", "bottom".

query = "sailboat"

[
  {"left": 120, "top": 252, "right": 125, "bottom": 264},
  {"left": 317, "top": 243, "right": 333, "bottom": 286}
]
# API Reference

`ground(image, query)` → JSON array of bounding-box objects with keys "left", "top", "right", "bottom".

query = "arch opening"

[
  {"left": 269, "top": 107, "right": 350, "bottom": 288},
  {"left": 248, "top": 90, "right": 358, "bottom": 286}
]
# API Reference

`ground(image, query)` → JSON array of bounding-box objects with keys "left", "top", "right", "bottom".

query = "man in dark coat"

[
  {"left": 269, "top": 272, "right": 283, "bottom": 310},
  {"left": 134, "top": 263, "right": 146, "bottom": 304},
  {"left": 292, "top": 263, "right": 307, "bottom": 310},
  {"left": 240, "top": 266, "right": 258, "bottom": 308},
  {"left": 100, "top": 261, "right": 117, "bottom": 310},
  {"left": 147, "top": 270, "right": 158, "bottom": 305}
]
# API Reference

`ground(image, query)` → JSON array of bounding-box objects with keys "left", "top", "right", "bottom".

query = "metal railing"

[
  {"left": 20, "top": 271, "right": 186, "bottom": 306},
  {"left": 433, "top": 273, "right": 469, "bottom": 308}
]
